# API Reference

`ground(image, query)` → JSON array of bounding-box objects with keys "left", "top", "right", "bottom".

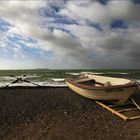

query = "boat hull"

[{"left": 66, "top": 81, "right": 138, "bottom": 104}]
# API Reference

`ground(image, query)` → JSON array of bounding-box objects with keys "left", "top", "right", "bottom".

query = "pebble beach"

[{"left": 0, "top": 87, "right": 140, "bottom": 140}]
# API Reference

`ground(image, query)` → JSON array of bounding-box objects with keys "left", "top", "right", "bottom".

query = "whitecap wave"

[
  {"left": 0, "top": 81, "right": 67, "bottom": 87},
  {"left": 66, "top": 72, "right": 80, "bottom": 76},
  {"left": 107, "top": 72, "right": 129, "bottom": 75},
  {"left": 51, "top": 78, "right": 65, "bottom": 82},
  {"left": 81, "top": 72, "right": 104, "bottom": 75},
  {"left": 27, "top": 74, "right": 40, "bottom": 78},
  {"left": 0, "top": 74, "right": 40, "bottom": 81},
  {"left": 39, "top": 82, "right": 67, "bottom": 87},
  {"left": 0, "top": 76, "right": 15, "bottom": 80},
  {"left": 29, "top": 81, "right": 67, "bottom": 87},
  {"left": 0, "top": 82, "right": 9, "bottom": 87},
  {"left": 134, "top": 79, "right": 140, "bottom": 83}
]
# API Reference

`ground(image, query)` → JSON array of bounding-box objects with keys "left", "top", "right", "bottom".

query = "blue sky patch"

[
  {"left": 86, "top": 20, "right": 103, "bottom": 31},
  {"left": 39, "top": 6, "right": 78, "bottom": 26},
  {"left": 97, "top": 0, "right": 110, "bottom": 5},
  {"left": 39, "top": 7, "right": 62, "bottom": 19},
  {"left": 7, "top": 34, "right": 37, "bottom": 44},
  {"left": 50, "top": 4, "right": 61, "bottom": 13},
  {"left": 21, "top": 44, "right": 53, "bottom": 60},
  {"left": 111, "top": 20, "right": 128, "bottom": 29},
  {"left": 49, "top": 17, "right": 78, "bottom": 25},
  {"left": 131, "top": 0, "right": 140, "bottom": 4},
  {"left": 48, "top": 27, "right": 75, "bottom": 37},
  {"left": 0, "top": 19, "right": 11, "bottom": 32},
  {"left": 1, "top": 33, "right": 53, "bottom": 60},
  {"left": 0, "top": 41, "right": 19, "bottom": 59}
]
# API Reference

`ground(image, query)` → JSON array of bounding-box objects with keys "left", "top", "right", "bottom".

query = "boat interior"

[
  {"left": 74, "top": 73, "right": 132, "bottom": 87},
  {"left": 75, "top": 78, "right": 105, "bottom": 87}
]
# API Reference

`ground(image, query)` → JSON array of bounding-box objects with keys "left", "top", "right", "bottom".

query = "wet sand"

[{"left": 0, "top": 87, "right": 140, "bottom": 140}]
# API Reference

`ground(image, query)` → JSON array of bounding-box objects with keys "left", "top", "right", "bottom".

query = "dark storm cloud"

[{"left": 0, "top": 0, "right": 140, "bottom": 69}]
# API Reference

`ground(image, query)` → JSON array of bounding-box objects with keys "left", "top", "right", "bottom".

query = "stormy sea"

[{"left": 0, "top": 69, "right": 140, "bottom": 87}]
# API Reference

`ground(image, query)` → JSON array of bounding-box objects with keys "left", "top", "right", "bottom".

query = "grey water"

[{"left": 0, "top": 69, "right": 140, "bottom": 87}]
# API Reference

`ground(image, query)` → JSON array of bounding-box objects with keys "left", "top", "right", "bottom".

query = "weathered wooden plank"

[
  {"left": 117, "top": 108, "right": 138, "bottom": 113},
  {"left": 128, "top": 115, "right": 140, "bottom": 120},
  {"left": 109, "top": 102, "right": 130, "bottom": 108},
  {"left": 131, "top": 99, "right": 140, "bottom": 110},
  {"left": 95, "top": 100, "right": 128, "bottom": 120}
]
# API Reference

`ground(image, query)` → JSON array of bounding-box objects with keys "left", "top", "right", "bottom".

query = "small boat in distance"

[{"left": 66, "top": 72, "right": 138, "bottom": 104}]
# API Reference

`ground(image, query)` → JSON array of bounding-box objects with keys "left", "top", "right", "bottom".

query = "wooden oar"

[
  {"left": 23, "top": 79, "right": 40, "bottom": 86},
  {"left": 6, "top": 75, "right": 40, "bottom": 87}
]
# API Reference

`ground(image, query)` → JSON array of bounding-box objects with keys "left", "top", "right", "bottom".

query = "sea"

[{"left": 0, "top": 69, "right": 140, "bottom": 87}]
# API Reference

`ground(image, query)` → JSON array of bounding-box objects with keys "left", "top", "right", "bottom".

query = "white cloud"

[
  {"left": 59, "top": 0, "right": 140, "bottom": 23},
  {"left": 0, "top": 0, "right": 140, "bottom": 69}
]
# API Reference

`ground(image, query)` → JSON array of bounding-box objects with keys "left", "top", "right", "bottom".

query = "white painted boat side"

[{"left": 66, "top": 81, "right": 138, "bottom": 104}]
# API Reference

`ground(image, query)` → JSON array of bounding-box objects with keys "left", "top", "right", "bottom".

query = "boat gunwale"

[{"left": 66, "top": 79, "right": 137, "bottom": 90}]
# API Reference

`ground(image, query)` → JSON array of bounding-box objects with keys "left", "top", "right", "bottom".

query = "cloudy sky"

[{"left": 0, "top": 0, "right": 140, "bottom": 69}]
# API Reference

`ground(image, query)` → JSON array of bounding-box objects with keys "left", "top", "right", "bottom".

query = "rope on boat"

[
  {"left": 135, "top": 81, "right": 140, "bottom": 90},
  {"left": 131, "top": 99, "right": 140, "bottom": 111}
]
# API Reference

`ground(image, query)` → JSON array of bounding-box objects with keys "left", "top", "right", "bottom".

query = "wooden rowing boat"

[{"left": 66, "top": 72, "right": 138, "bottom": 104}]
